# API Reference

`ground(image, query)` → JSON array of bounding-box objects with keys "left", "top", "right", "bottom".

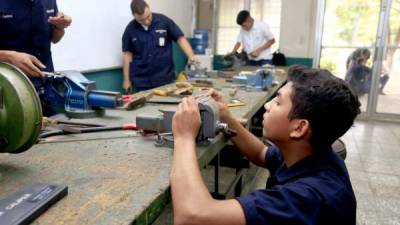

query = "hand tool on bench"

[
  {"left": 153, "top": 86, "right": 178, "bottom": 96},
  {"left": 39, "top": 123, "right": 138, "bottom": 139},
  {"left": 146, "top": 96, "right": 182, "bottom": 104},
  {"left": 191, "top": 79, "right": 214, "bottom": 88},
  {"left": 41, "top": 117, "right": 106, "bottom": 135},
  {"left": 153, "top": 82, "right": 194, "bottom": 97},
  {"left": 123, "top": 92, "right": 154, "bottom": 110},
  {"left": 226, "top": 98, "right": 245, "bottom": 107},
  {"left": 42, "top": 117, "right": 104, "bottom": 128}
]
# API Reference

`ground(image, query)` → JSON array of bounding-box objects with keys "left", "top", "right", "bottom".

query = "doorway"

[{"left": 315, "top": 0, "right": 399, "bottom": 120}]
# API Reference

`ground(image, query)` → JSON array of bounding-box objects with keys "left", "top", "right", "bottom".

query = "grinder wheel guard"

[{"left": 0, "top": 62, "right": 42, "bottom": 153}]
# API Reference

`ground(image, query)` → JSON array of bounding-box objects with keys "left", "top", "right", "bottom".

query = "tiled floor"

[
  {"left": 154, "top": 120, "right": 400, "bottom": 225},
  {"left": 341, "top": 120, "right": 400, "bottom": 225}
]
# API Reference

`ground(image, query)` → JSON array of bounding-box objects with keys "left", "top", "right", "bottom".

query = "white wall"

[
  {"left": 146, "top": 0, "right": 194, "bottom": 36},
  {"left": 279, "top": 0, "right": 317, "bottom": 58},
  {"left": 52, "top": 0, "right": 194, "bottom": 72}
]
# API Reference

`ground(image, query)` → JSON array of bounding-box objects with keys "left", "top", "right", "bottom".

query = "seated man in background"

[
  {"left": 345, "top": 48, "right": 389, "bottom": 96},
  {"left": 122, "top": 0, "right": 196, "bottom": 93},
  {"left": 171, "top": 65, "right": 360, "bottom": 225},
  {"left": 226, "top": 10, "right": 275, "bottom": 66},
  {"left": 0, "top": 0, "right": 72, "bottom": 115}
]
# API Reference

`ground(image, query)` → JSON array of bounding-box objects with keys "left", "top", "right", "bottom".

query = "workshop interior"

[{"left": 1, "top": 0, "right": 399, "bottom": 224}]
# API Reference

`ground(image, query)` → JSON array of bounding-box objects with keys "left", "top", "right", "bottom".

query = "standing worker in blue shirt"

[
  {"left": 0, "top": 0, "right": 71, "bottom": 115},
  {"left": 122, "top": 0, "right": 196, "bottom": 93},
  {"left": 170, "top": 65, "right": 360, "bottom": 225}
]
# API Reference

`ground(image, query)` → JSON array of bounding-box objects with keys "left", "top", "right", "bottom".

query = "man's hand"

[
  {"left": 172, "top": 97, "right": 201, "bottom": 140},
  {"left": 207, "top": 88, "right": 224, "bottom": 103},
  {"left": 7, "top": 51, "right": 45, "bottom": 77},
  {"left": 226, "top": 42, "right": 241, "bottom": 58},
  {"left": 48, "top": 12, "right": 72, "bottom": 30},
  {"left": 249, "top": 48, "right": 262, "bottom": 58},
  {"left": 123, "top": 79, "right": 132, "bottom": 94},
  {"left": 207, "top": 89, "right": 233, "bottom": 123},
  {"left": 188, "top": 56, "right": 198, "bottom": 66}
]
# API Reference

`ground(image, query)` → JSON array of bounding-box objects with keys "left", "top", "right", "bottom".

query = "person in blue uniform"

[
  {"left": 345, "top": 48, "right": 389, "bottom": 96},
  {"left": 0, "top": 0, "right": 71, "bottom": 115},
  {"left": 170, "top": 65, "right": 360, "bottom": 225},
  {"left": 122, "top": 0, "right": 196, "bottom": 93}
]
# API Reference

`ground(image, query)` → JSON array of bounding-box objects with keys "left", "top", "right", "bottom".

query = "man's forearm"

[
  {"left": 123, "top": 62, "right": 130, "bottom": 82},
  {"left": 0, "top": 50, "right": 13, "bottom": 62},
  {"left": 171, "top": 138, "right": 214, "bottom": 223},
  {"left": 123, "top": 66, "right": 130, "bottom": 82},
  {"left": 257, "top": 38, "right": 275, "bottom": 52},
  {"left": 52, "top": 28, "right": 65, "bottom": 43},
  {"left": 123, "top": 52, "right": 132, "bottom": 81},
  {"left": 177, "top": 37, "right": 195, "bottom": 60},
  {"left": 225, "top": 117, "right": 267, "bottom": 167},
  {"left": 231, "top": 42, "right": 241, "bottom": 54}
]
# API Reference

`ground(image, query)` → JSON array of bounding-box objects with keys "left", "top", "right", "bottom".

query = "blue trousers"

[{"left": 246, "top": 59, "right": 273, "bottom": 66}]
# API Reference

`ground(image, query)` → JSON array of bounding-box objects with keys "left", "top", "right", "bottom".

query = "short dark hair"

[
  {"left": 236, "top": 10, "right": 250, "bottom": 25},
  {"left": 287, "top": 65, "right": 361, "bottom": 151},
  {"left": 131, "top": 0, "right": 148, "bottom": 15}
]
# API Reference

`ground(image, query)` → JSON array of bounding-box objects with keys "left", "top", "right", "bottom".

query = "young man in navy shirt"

[
  {"left": 0, "top": 0, "right": 71, "bottom": 115},
  {"left": 171, "top": 65, "right": 360, "bottom": 225},
  {"left": 122, "top": 0, "right": 196, "bottom": 92}
]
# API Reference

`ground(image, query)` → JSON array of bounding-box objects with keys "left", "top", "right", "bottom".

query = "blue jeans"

[{"left": 246, "top": 59, "right": 273, "bottom": 66}]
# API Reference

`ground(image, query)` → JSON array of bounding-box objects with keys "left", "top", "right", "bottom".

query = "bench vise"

[
  {"left": 42, "top": 71, "right": 123, "bottom": 118},
  {"left": 136, "top": 95, "right": 235, "bottom": 147},
  {"left": 233, "top": 69, "right": 274, "bottom": 91},
  {"left": 0, "top": 63, "right": 123, "bottom": 153}
]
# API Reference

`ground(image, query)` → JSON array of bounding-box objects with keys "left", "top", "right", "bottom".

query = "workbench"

[{"left": 0, "top": 72, "right": 287, "bottom": 225}]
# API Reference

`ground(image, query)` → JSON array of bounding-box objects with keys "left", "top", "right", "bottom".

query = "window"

[
  {"left": 215, "top": 0, "right": 282, "bottom": 54},
  {"left": 216, "top": 0, "right": 244, "bottom": 54},
  {"left": 251, "top": 0, "right": 281, "bottom": 53}
]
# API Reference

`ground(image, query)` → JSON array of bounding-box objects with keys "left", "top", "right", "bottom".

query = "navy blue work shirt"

[
  {"left": 122, "top": 13, "right": 184, "bottom": 91},
  {"left": 1, "top": 0, "right": 58, "bottom": 116},
  {"left": 237, "top": 145, "right": 356, "bottom": 225},
  {"left": 0, "top": 0, "right": 58, "bottom": 88}
]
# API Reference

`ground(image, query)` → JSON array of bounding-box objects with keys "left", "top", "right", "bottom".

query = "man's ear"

[{"left": 289, "top": 119, "right": 310, "bottom": 139}]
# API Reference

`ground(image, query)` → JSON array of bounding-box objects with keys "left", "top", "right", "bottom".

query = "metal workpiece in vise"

[
  {"left": 185, "top": 63, "right": 208, "bottom": 79},
  {"left": 233, "top": 69, "right": 274, "bottom": 91},
  {"left": 42, "top": 71, "right": 123, "bottom": 118},
  {"left": 135, "top": 95, "right": 236, "bottom": 147}
]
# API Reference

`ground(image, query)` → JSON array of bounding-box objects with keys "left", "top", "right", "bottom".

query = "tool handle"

[
  {"left": 122, "top": 123, "right": 137, "bottom": 130},
  {"left": 39, "top": 124, "right": 138, "bottom": 138},
  {"left": 124, "top": 96, "right": 146, "bottom": 110}
]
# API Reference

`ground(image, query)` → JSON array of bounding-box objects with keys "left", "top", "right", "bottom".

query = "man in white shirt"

[{"left": 227, "top": 10, "right": 275, "bottom": 66}]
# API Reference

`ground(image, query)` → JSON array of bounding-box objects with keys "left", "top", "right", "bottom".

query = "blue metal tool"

[
  {"left": 42, "top": 71, "right": 123, "bottom": 118},
  {"left": 233, "top": 69, "right": 274, "bottom": 91}
]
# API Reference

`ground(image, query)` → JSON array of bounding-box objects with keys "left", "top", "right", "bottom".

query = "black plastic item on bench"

[
  {"left": 0, "top": 183, "right": 68, "bottom": 225},
  {"left": 272, "top": 49, "right": 287, "bottom": 66}
]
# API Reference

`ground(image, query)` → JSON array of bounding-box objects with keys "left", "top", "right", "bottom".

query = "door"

[
  {"left": 316, "top": 0, "right": 399, "bottom": 119},
  {"left": 374, "top": 0, "right": 400, "bottom": 118}
]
